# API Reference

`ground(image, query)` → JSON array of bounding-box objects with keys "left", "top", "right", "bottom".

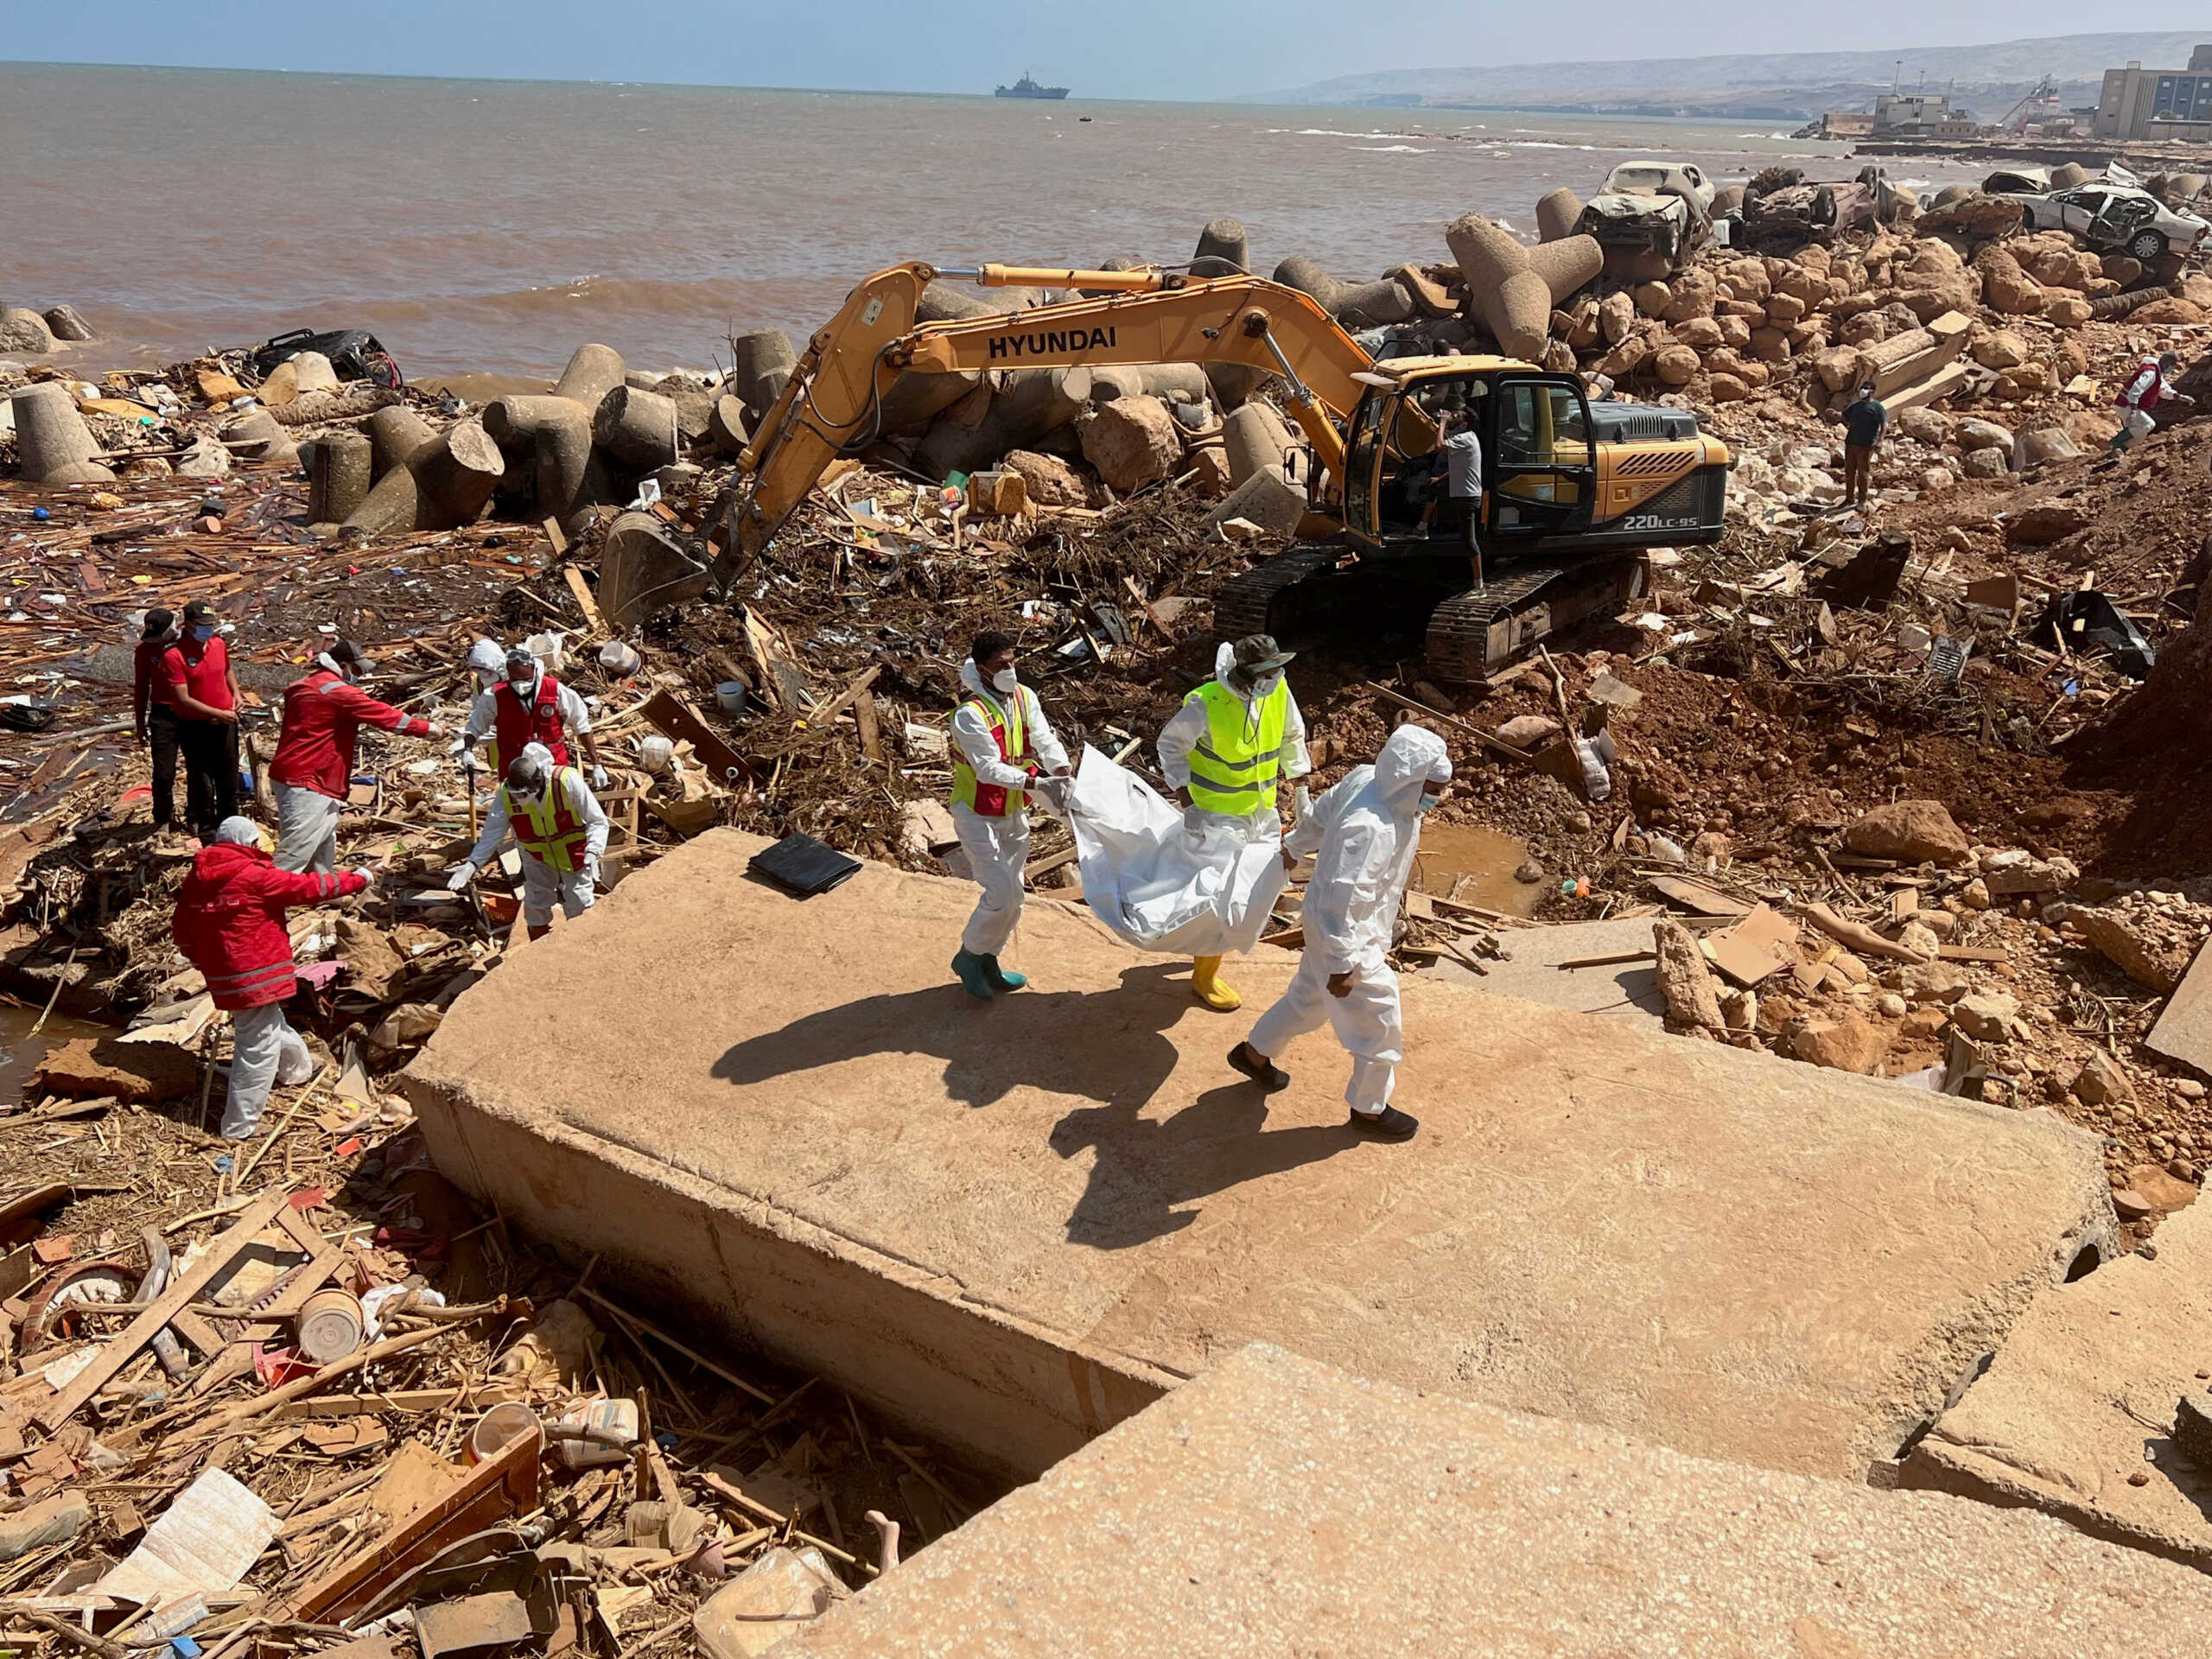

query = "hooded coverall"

[
  {"left": 1246, "top": 725, "right": 1450, "bottom": 1116},
  {"left": 950, "top": 658, "right": 1069, "bottom": 958}
]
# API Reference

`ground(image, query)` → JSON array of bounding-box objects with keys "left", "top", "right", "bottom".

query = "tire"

[{"left": 2128, "top": 229, "right": 2169, "bottom": 264}]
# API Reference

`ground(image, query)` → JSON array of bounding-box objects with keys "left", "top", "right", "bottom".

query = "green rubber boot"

[
  {"left": 951, "top": 948, "right": 998, "bottom": 1000},
  {"left": 983, "top": 955, "right": 1027, "bottom": 992}
]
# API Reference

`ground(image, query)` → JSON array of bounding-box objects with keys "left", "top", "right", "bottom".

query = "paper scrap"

[{"left": 96, "top": 1468, "right": 276, "bottom": 1605}]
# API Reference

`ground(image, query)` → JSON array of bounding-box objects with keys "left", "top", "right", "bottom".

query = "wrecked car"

[
  {"left": 1983, "top": 174, "right": 2208, "bottom": 261},
  {"left": 1738, "top": 165, "right": 1912, "bottom": 249},
  {"left": 1574, "top": 162, "right": 1716, "bottom": 270}
]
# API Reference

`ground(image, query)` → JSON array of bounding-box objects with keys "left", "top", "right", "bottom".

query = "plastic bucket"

[
  {"left": 468, "top": 1401, "right": 544, "bottom": 1463},
  {"left": 715, "top": 681, "right": 748, "bottom": 716}
]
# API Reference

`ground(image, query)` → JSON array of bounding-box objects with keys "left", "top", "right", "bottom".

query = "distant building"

[
  {"left": 1807, "top": 111, "right": 1875, "bottom": 138},
  {"left": 1871, "top": 92, "right": 1979, "bottom": 140},
  {"left": 2094, "top": 46, "right": 2212, "bottom": 142}
]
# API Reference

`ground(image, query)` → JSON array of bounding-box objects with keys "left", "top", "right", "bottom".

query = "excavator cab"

[{"left": 1343, "top": 364, "right": 1599, "bottom": 555}]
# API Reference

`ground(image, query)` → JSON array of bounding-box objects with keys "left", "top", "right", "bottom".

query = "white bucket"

[{"left": 599, "top": 639, "right": 640, "bottom": 677}]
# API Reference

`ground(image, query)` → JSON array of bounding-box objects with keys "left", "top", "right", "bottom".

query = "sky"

[{"left": 7, "top": 2, "right": 2212, "bottom": 102}]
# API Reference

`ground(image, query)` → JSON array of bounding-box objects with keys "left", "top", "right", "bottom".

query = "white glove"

[
  {"left": 445, "top": 862, "right": 477, "bottom": 893},
  {"left": 590, "top": 765, "right": 610, "bottom": 791},
  {"left": 451, "top": 738, "right": 479, "bottom": 771},
  {"left": 583, "top": 856, "right": 602, "bottom": 887}
]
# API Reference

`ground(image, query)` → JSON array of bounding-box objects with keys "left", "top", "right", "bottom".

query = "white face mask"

[
  {"left": 1250, "top": 670, "right": 1285, "bottom": 698},
  {"left": 512, "top": 790, "right": 543, "bottom": 810},
  {"left": 991, "top": 667, "right": 1018, "bottom": 696}
]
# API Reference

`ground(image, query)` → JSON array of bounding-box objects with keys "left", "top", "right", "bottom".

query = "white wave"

[
  {"left": 1355, "top": 144, "right": 1431, "bottom": 153},
  {"left": 1294, "top": 127, "right": 1402, "bottom": 139}
]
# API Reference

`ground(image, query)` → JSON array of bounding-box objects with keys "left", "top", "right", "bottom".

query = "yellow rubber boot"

[{"left": 1190, "top": 956, "right": 1242, "bottom": 1012}]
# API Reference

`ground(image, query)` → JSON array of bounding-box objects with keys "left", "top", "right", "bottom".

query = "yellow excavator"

[{"left": 713, "top": 260, "right": 1730, "bottom": 677}]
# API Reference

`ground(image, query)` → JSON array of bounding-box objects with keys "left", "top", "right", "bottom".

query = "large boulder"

[
  {"left": 1791, "top": 1014, "right": 1890, "bottom": 1075},
  {"left": 0, "top": 307, "right": 58, "bottom": 354},
  {"left": 1843, "top": 800, "right": 1972, "bottom": 865},
  {"left": 2004, "top": 501, "right": 2092, "bottom": 546},
  {"left": 1974, "top": 245, "right": 2046, "bottom": 317},
  {"left": 1653, "top": 919, "right": 1723, "bottom": 1035},
  {"left": 1001, "top": 449, "right": 1088, "bottom": 508},
  {"left": 1077, "top": 395, "right": 1182, "bottom": 494},
  {"left": 1972, "top": 329, "right": 2029, "bottom": 370},
  {"left": 1889, "top": 241, "right": 1980, "bottom": 321},
  {"left": 30, "top": 1037, "right": 199, "bottom": 1103},
  {"left": 1955, "top": 417, "right": 2013, "bottom": 452}
]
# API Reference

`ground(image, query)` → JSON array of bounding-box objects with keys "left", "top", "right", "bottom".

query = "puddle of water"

[
  {"left": 0, "top": 1003, "right": 121, "bottom": 1109},
  {"left": 1412, "top": 823, "right": 1543, "bottom": 918}
]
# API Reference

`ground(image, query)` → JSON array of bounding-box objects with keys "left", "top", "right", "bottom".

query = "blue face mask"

[
  {"left": 1418, "top": 791, "right": 1446, "bottom": 813},
  {"left": 191, "top": 625, "right": 216, "bottom": 643}
]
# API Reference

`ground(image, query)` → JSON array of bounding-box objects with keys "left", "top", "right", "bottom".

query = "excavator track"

[
  {"left": 1212, "top": 546, "right": 1339, "bottom": 642},
  {"left": 1423, "top": 552, "right": 1647, "bottom": 682}
]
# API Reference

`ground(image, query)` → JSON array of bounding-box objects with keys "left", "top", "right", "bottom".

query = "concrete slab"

[
  {"left": 1904, "top": 1198, "right": 2212, "bottom": 1567},
  {"left": 403, "top": 830, "right": 2115, "bottom": 1481},
  {"left": 2146, "top": 938, "right": 2212, "bottom": 1075},
  {"left": 778, "top": 1344, "right": 2212, "bottom": 1659},
  {"left": 1425, "top": 915, "right": 1664, "bottom": 1022}
]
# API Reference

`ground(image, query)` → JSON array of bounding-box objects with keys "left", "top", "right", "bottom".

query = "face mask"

[
  {"left": 192, "top": 625, "right": 216, "bottom": 643},
  {"left": 991, "top": 668, "right": 1018, "bottom": 696},
  {"left": 1419, "top": 790, "right": 1446, "bottom": 813},
  {"left": 508, "top": 673, "right": 533, "bottom": 690},
  {"left": 512, "top": 789, "right": 543, "bottom": 810},
  {"left": 1251, "top": 670, "right": 1285, "bottom": 698}
]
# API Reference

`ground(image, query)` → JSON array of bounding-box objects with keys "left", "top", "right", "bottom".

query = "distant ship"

[{"left": 995, "top": 73, "right": 1069, "bottom": 100}]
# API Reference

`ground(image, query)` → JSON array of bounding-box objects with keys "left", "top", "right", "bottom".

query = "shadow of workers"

[
  {"left": 1051, "top": 1081, "right": 1355, "bottom": 1251},
  {"left": 711, "top": 962, "right": 1189, "bottom": 1111}
]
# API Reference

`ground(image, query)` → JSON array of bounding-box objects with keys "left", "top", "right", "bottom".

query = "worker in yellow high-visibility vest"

[
  {"left": 949, "top": 631, "right": 1070, "bottom": 1000},
  {"left": 1155, "top": 633, "right": 1310, "bottom": 1011}
]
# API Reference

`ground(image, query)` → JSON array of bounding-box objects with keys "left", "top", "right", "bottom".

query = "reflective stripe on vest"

[
  {"left": 949, "top": 691, "right": 1026, "bottom": 817},
  {"left": 505, "top": 767, "right": 590, "bottom": 872},
  {"left": 1185, "top": 678, "right": 1287, "bottom": 814}
]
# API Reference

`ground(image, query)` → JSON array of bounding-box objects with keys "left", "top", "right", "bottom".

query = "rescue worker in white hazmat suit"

[
  {"left": 1227, "top": 723, "right": 1452, "bottom": 1141},
  {"left": 1155, "top": 634, "right": 1310, "bottom": 1012},
  {"left": 448, "top": 742, "right": 608, "bottom": 941},
  {"left": 949, "top": 631, "right": 1070, "bottom": 1000}
]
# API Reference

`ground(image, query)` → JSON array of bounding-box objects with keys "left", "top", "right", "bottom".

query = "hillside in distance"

[{"left": 1244, "top": 32, "right": 2207, "bottom": 121}]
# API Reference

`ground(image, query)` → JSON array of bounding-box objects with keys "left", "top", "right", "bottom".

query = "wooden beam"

[
  {"left": 563, "top": 566, "right": 604, "bottom": 635},
  {"left": 37, "top": 1189, "right": 289, "bottom": 1431},
  {"left": 638, "top": 691, "right": 755, "bottom": 788},
  {"left": 1358, "top": 682, "right": 1532, "bottom": 763}
]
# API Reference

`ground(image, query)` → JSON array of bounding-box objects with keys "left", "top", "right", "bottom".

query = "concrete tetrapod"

[
  {"left": 10, "top": 385, "right": 114, "bottom": 486},
  {"left": 1447, "top": 215, "right": 1602, "bottom": 360},
  {"left": 41, "top": 304, "right": 95, "bottom": 342},
  {"left": 483, "top": 395, "right": 596, "bottom": 520},
  {"left": 1271, "top": 256, "right": 1414, "bottom": 327},
  {"left": 1535, "top": 186, "right": 1583, "bottom": 243},
  {"left": 1192, "top": 217, "right": 1250, "bottom": 277},
  {"left": 731, "top": 328, "right": 797, "bottom": 425},
  {"left": 551, "top": 343, "right": 626, "bottom": 414},
  {"left": 877, "top": 370, "right": 982, "bottom": 439},
  {"left": 307, "top": 430, "right": 372, "bottom": 525},
  {"left": 341, "top": 419, "right": 505, "bottom": 537},
  {"left": 914, "top": 366, "right": 1093, "bottom": 480},
  {"left": 1221, "top": 402, "right": 1294, "bottom": 488},
  {"left": 593, "top": 385, "right": 681, "bottom": 470},
  {"left": 365, "top": 405, "right": 435, "bottom": 481}
]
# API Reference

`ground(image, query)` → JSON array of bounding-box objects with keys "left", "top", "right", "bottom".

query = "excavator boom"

[{"left": 716, "top": 262, "right": 1377, "bottom": 585}]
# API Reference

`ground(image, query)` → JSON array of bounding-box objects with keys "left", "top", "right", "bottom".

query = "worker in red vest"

[
  {"left": 173, "top": 817, "right": 371, "bottom": 1138},
  {"left": 269, "top": 639, "right": 443, "bottom": 874},
  {"left": 458, "top": 646, "right": 607, "bottom": 788},
  {"left": 448, "top": 743, "right": 609, "bottom": 940},
  {"left": 948, "top": 631, "right": 1069, "bottom": 1000}
]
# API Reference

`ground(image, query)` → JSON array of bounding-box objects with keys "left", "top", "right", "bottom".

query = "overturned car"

[
  {"left": 1574, "top": 162, "right": 1717, "bottom": 276},
  {"left": 1736, "top": 165, "right": 1914, "bottom": 249},
  {"left": 1982, "top": 168, "right": 2209, "bottom": 263}
]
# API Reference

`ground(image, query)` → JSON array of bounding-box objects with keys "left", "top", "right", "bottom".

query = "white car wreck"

[
  {"left": 1574, "top": 162, "right": 1717, "bottom": 269},
  {"left": 1983, "top": 169, "right": 2209, "bottom": 262}
]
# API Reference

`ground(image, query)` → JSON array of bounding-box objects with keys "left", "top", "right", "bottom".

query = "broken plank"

[
  {"left": 638, "top": 691, "right": 755, "bottom": 788},
  {"left": 804, "top": 664, "right": 882, "bottom": 730},
  {"left": 854, "top": 689, "right": 883, "bottom": 764},
  {"left": 1936, "top": 945, "right": 2010, "bottom": 963},
  {"left": 36, "top": 1189, "right": 289, "bottom": 1431},
  {"left": 563, "top": 567, "right": 603, "bottom": 635},
  {"left": 1358, "top": 681, "right": 1531, "bottom": 762},
  {"left": 1555, "top": 950, "right": 1656, "bottom": 970}
]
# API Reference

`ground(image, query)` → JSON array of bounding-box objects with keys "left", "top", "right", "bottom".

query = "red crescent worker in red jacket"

[
  {"left": 268, "top": 639, "right": 442, "bottom": 874},
  {"left": 173, "top": 817, "right": 370, "bottom": 1139}
]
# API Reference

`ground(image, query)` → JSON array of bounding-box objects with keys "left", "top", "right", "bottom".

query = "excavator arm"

[{"left": 712, "top": 262, "right": 1378, "bottom": 588}]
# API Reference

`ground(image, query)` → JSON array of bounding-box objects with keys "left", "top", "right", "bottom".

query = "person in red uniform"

[
  {"left": 459, "top": 645, "right": 607, "bottom": 788},
  {"left": 173, "top": 817, "right": 370, "bottom": 1139},
  {"left": 161, "top": 600, "right": 243, "bottom": 838},
  {"left": 133, "top": 609, "right": 184, "bottom": 834},
  {"left": 268, "top": 639, "right": 442, "bottom": 874}
]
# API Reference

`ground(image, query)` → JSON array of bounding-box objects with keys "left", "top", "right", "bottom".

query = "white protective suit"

[
  {"left": 458, "top": 744, "right": 610, "bottom": 925},
  {"left": 1246, "top": 725, "right": 1451, "bottom": 1115},
  {"left": 950, "top": 659, "right": 1068, "bottom": 957}
]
